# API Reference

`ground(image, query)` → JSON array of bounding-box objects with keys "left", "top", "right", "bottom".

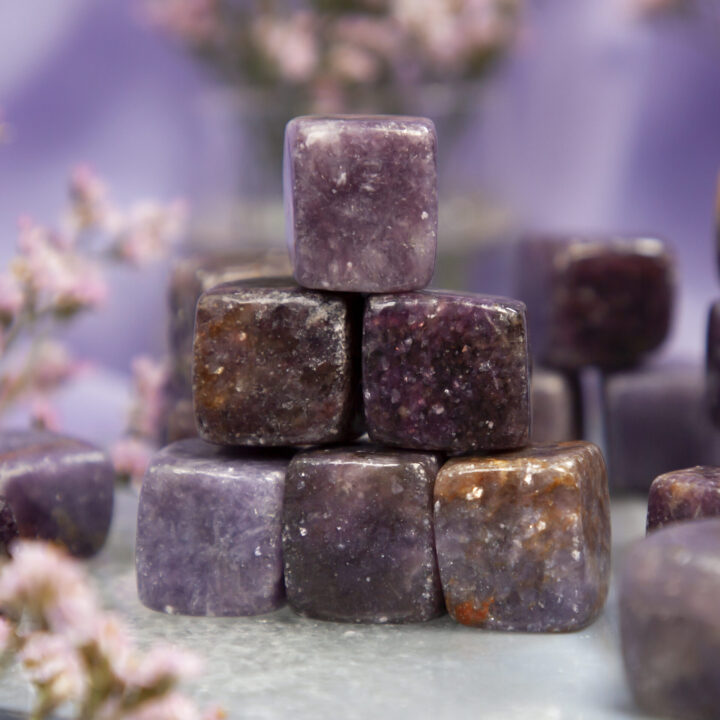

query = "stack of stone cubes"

[{"left": 137, "top": 116, "right": 611, "bottom": 632}]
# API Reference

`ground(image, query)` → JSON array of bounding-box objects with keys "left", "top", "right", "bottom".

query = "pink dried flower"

[
  {"left": 129, "top": 355, "right": 168, "bottom": 439},
  {"left": 145, "top": 0, "right": 220, "bottom": 46},
  {"left": 253, "top": 12, "right": 319, "bottom": 83},
  {"left": 114, "top": 200, "right": 186, "bottom": 267},
  {"left": 130, "top": 644, "right": 202, "bottom": 688},
  {"left": 0, "top": 617, "right": 14, "bottom": 654},
  {"left": 90, "top": 613, "right": 134, "bottom": 678},
  {"left": 327, "top": 43, "right": 381, "bottom": 84},
  {"left": 20, "top": 632, "right": 87, "bottom": 706},
  {"left": 0, "top": 272, "right": 24, "bottom": 323},
  {"left": 121, "top": 692, "right": 202, "bottom": 720},
  {"left": 111, "top": 436, "right": 155, "bottom": 485},
  {"left": 30, "top": 397, "right": 61, "bottom": 432},
  {"left": 68, "top": 164, "right": 109, "bottom": 232},
  {"left": 31, "top": 341, "right": 82, "bottom": 391}
]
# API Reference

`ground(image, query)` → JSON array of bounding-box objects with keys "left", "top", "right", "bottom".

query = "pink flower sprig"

[
  {"left": 0, "top": 166, "right": 185, "bottom": 431},
  {"left": 0, "top": 540, "right": 224, "bottom": 720}
]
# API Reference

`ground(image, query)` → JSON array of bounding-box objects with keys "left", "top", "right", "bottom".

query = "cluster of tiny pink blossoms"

[
  {"left": 0, "top": 165, "right": 185, "bottom": 431},
  {"left": 143, "top": 0, "right": 522, "bottom": 112},
  {"left": 112, "top": 355, "right": 170, "bottom": 487},
  {"left": 0, "top": 540, "right": 224, "bottom": 720}
]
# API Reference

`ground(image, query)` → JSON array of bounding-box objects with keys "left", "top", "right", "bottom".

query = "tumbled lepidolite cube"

[
  {"left": 516, "top": 236, "right": 674, "bottom": 369},
  {"left": 530, "top": 367, "right": 580, "bottom": 443},
  {"left": 136, "top": 439, "right": 288, "bottom": 616},
  {"left": 282, "top": 447, "right": 444, "bottom": 623},
  {"left": 284, "top": 115, "right": 437, "bottom": 292},
  {"left": 193, "top": 279, "right": 358, "bottom": 446},
  {"left": 706, "top": 299, "right": 720, "bottom": 425},
  {"left": 363, "top": 292, "right": 529, "bottom": 454},
  {"left": 620, "top": 519, "right": 720, "bottom": 719},
  {"left": 647, "top": 466, "right": 720, "bottom": 532},
  {"left": 0, "top": 430, "right": 114, "bottom": 557},
  {"left": 434, "top": 441, "right": 611, "bottom": 631}
]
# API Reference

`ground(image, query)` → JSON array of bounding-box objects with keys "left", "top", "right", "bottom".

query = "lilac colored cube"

[
  {"left": 516, "top": 236, "right": 674, "bottom": 369},
  {"left": 706, "top": 299, "right": 720, "bottom": 425},
  {"left": 136, "top": 439, "right": 288, "bottom": 616},
  {"left": 434, "top": 442, "right": 611, "bottom": 631},
  {"left": 647, "top": 466, "right": 720, "bottom": 532},
  {"left": 284, "top": 115, "right": 438, "bottom": 292},
  {"left": 168, "top": 249, "right": 291, "bottom": 400},
  {"left": 0, "top": 430, "right": 114, "bottom": 557},
  {"left": 530, "top": 367, "right": 580, "bottom": 443},
  {"left": 282, "top": 447, "right": 444, "bottom": 623},
  {"left": 363, "top": 292, "right": 530, "bottom": 454},
  {"left": 192, "top": 279, "right": 359, "bottom": 446},
  {"left": 620, "top": 519, "right": 720, "bottom": 719},
  {"left": 605, "top": 363, "right": 720, "bottom": 493}
]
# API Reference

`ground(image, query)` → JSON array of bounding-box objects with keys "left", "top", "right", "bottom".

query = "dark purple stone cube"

[
  {"left": 706, "top": 299, "right": 720, "bottom": 425},
  {"left": 620, "top": 519, "right": 720, "bottom": 719},
  {"left": 647, "top": 466, "right": 720, "bottom": 532},
  {"left": 363, "top": 292, "right": 530, "bottom": 454},
  {"left": 605, "top": 363, "right": 720, "bottom": 493},
  {"left": 0, "top": 430, "right": 114, "bottom": 557},
  {"left": 284, "top": 115, "right": 438, "bottom": 292},
  {"left": 434, "top": 442, "right": 611, "bottom": 631},
  {"left": 282, "top": 447, "right": 444, "bottom": 623},
  {"left": 516, "top": 236, "right": 674, "bottom": 369},
  {"left": 136, "top": 439, "right": 288, "bottom": 616},
  {"left": 193, "top": 279, "right": 359, "bottom": 446},
  {"left": 530, "top": 367, "right": 580, "bottom": 443}
]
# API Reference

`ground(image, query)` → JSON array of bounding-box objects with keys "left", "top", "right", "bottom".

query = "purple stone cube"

[
  {"left": 136, "top": 439, "right": 288, "bottom": 616},
  {"left": 282, "top": 447, "right": 444, "bottom": 623},
  {"left": 620, "top": 519, "right": 720, "bottom": 719},
  {"left": 168, "top": 250, "right": 292, "bottom": 400},
  {"left": 706, "top": 299, "right": 720, "bottom": 425},
  {"left": 516, "top": 236, "right": 674, "bottom": 369},
  {"left": 0, "top": 430, "right": 114, "bottom": 557},
  {"left": 434, "top": 441, "right": 611, "bottom": 631},
  {"left": 530, "top": 367, "right": 580, "bottom": 443},
  {"left": 647, "top": 466, "right": 720, "bottom": 532},
  {"left": 363, "top": 292, "right": 530, "bottom": 454},
  {"left": 605, "top": 363, "right": 720, "bottom": 493},
  {"left": 193, "top": 279, "right": 359, "bottom": 446},
  {"left": 0, "top": 498, "right": 18, "bottom": 556},
  {"left": 284, "top": 115, "right": 438, "bottom": 292}
]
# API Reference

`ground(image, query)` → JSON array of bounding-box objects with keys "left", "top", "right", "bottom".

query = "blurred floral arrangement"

[
  {"left": 0, "top": 540, "right": 223, "bottom": 720},
  {"left": 143, "top": 0, "right": 522, "bottom": 114},
  {"left": 0, "top": 164, "right": 184, "bottom": 479}
]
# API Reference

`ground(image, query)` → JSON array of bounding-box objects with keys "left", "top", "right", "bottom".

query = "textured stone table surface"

[{"left": 0, "top": 490, "right": 660, "bottom": 719}]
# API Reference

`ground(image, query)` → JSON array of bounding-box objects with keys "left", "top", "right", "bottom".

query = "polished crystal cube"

[
  {"left": 282, "top": 447, "right": 444, "bottom": 623},
  {"left": 284, "top": 115, "right": 438, "bottom": 292},
  {"left": 434, "top": 441, "right": 611, "bottom": 631},
  {"left": 192, "top": 279, "right": 359, "bottom": 446},
  {"left": 647, "top": 466, "right": 720, "bottom": 531},
  {"left": 136, "top": 439, "right": 288, "bottom": 616},
  {"left": 0, "top": 430, "right": 114, "bottom": 557},
  {"left": 363, "top": 291, "right": 530, "bottom": 454}
]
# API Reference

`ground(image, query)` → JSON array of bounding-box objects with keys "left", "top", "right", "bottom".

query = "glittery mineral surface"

[
  {"left": 620, "top": 519, "right": 720, "bottom": 719},
  {"left": 136, "top": 439, "right": 288, "bottom": 616},
  {"left": 282, "top": 447, "right": 444, "bottom": 623},
  {"left": 647, "top": 466, "right": 720, "bottom": 532},
  {"left": 434, "top": 441, "right": 611, "bottom": 632},
  {"left": 517, "top": 236, "right": 674, "bottom": 369},
  {"left": 0, "top": 430, "right": 114, "bottom": 557},
  {"left": 193, "top": 279, "right": 359, "bottom": 446},
  {"left": 363, "top": 292, "right": 529, "bottom": 454},
  {"left": 284, "top": 115, "right": 438, "bottom": 292}
]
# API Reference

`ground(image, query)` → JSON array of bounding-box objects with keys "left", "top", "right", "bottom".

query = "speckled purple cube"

[
  {"left": 0, "top": 430, "right": 114, "bottom": 557},
  {"left": 136, "top": 439, "right": 288, "bottom": 617},
  {"left": 620, "top": 519, "right": 720, "bottom": 719},
  {"left": 192, "top": 279, "right": 359, "bottom": 446},
  {"left": 282, "top": 447, "right": 444, "bottom": 623},
  {"left": 706, "top": 299, "right": 720, "bottom": 425},
  {"left": 647, "top": 466, "right": 720, "bottom": 532},
  {"left": 434, "top": 442, "right": 611, "bottom": 631},
  {"left": 284, "top": 115, "right": 437, "bottom": 292},
  {"left": 516, "top": 236, "right": 674, "bottom": 369},
  {"left": 363, "top": 292, "right": 530, "bottom": 454},
  {"left": 605, "top": 363, "right": 720, "bottom": 493}
]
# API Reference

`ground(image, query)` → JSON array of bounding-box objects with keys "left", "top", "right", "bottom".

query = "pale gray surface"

[{"left": 0, "top": 491, "right": 658, "bottom": 720}]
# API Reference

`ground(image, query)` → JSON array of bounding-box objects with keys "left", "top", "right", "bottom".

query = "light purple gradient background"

[{"left": 2, "top": 0, "right": 720, "bottom": 376}]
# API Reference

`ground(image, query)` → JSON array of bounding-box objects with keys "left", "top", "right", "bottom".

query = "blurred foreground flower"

[
  {"left": 0, "top": 165, "right": 185, "bottom": 432},
  {"left": 0, "top": 540, "right": 222, "bottom": 720}
]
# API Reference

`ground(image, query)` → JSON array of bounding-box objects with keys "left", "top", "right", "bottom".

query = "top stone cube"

[{"left": 284, "top": 116, "right": 438, "bottom": 293}]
